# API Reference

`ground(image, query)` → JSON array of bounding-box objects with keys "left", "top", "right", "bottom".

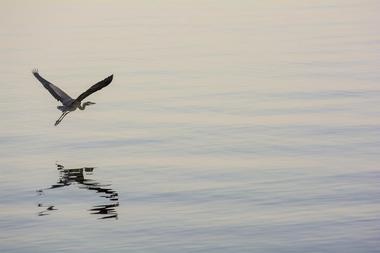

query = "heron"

[{"left": 32, "top": 69, "right": 113, "bottom": 126}]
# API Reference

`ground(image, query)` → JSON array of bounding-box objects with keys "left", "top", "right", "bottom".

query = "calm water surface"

[{"left": 1, "top": 1, "right": 380, "bottom": 252}]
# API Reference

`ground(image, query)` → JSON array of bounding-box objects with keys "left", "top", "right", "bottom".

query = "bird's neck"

[{"left": 78, "top": 103, "right": 88, "bottom": 110}]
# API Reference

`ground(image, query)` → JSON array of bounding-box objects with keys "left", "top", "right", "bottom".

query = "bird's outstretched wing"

[
  {"left": 73, "top": 74, "right": 113, "bottom": 103},
  {"left": 32, "top": 69, "right": 73, "bottom": 106}
]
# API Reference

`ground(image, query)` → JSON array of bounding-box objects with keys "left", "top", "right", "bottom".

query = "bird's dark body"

[
  {"left": 57, "top": 100, "right": 75, "bottom": 112},
  {"left": 32, "top": 69, "right": 113, "bottom": 125}
]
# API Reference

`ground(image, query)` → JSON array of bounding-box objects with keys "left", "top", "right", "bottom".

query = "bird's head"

[{"left": 83, "top": 101, "right": 96, "bottom": 106}]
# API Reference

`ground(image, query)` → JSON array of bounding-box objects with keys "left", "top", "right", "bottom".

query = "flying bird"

[{"left": 32, "top": 69, "right": 113, "bottom": 126}]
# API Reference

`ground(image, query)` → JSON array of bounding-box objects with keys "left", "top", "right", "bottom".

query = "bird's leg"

[
  {"left": 54, "top": 113, "right": 65, "bottom": 126},
  {"left": 55, "top": 112, "right": 68, "bottom": 126},
  {"left": 55, "top": 112, "right": 69, "bottom": 126}
]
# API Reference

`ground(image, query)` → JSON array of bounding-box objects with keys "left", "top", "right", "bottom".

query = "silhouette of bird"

[{"left": 32, "top": 69, "right": 113, "bottom": 126}]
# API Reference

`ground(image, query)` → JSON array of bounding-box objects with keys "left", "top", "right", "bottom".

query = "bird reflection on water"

[{"left": 37, "top": 163, "right": 119, "bottom": 220}]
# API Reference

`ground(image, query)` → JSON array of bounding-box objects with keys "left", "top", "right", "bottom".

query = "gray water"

[{"left": 1, "top": 1, "right": 380, "bottom": 252}]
